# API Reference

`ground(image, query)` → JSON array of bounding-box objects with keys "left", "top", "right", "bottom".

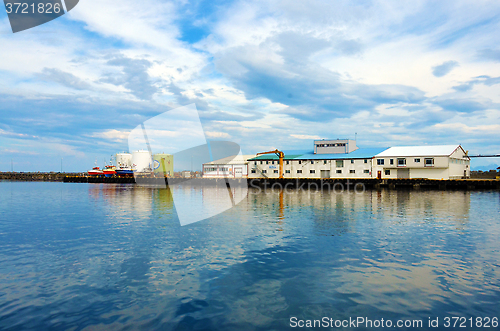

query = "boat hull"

[{"left": 115, "top": 169, "right": 134, "bottom": 176}]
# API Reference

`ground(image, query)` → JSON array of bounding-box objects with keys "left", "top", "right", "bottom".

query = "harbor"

[{"left": 55, "top": 138, "right": 499, "bottom": 190}]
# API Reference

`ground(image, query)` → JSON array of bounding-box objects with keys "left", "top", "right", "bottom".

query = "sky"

[{"left": 1, "top": 0, "right": 500, "bottom": 172}]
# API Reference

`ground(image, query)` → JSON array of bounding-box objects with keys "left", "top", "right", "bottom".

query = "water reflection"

[{"left": 1, "top": 182, "right": 498, "bottom": 331}]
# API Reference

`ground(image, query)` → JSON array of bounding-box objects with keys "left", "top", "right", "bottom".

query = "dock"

[
  {"left": 1, "top": 172, "right": 498, "bottom": 190},
  {"left": 60, "top": 175, "right": 500, "bottom": 190}
]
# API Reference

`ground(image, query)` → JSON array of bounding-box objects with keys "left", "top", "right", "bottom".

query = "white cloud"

[
  {"left": 434, "top": 123, "right": 500, "bottom": 134},
  {"left": 290, "top": 134, "right": 322, "bottom": 140},
  {"left": 0, "top": 129, "right": 38, "bottom": 139},
  {"left": 90, "top": 129, "right": 130, "bottom": 142},
  {"left": 205, "top": 131, "right": 230, "bottom": 138}
]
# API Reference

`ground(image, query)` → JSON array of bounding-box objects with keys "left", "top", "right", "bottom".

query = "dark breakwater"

[
  {"left": 0, "top": 172, "right": 84, "bottom": 182},
  {"left": 2, "top": 172, "right": 498, "bottom": 189},
  {"left": 61, "top": 175, "right": 500, "bottom": 190}
]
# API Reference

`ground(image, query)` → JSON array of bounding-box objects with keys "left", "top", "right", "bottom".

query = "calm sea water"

[{"left": 0, "top": 182, "right": 499, "bottom": 330}]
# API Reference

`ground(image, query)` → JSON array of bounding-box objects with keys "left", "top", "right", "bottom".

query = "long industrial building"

[
  {"left": 203, "top": 139, "right": 471, "bottom": 180},
  {"left": 202, "top": 155, "right": 254, "bottom": 178}
]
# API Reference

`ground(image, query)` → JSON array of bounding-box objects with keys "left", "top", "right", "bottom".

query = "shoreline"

[
  {"left": 0, "top": 172, "right": 84, "bottom": 182},
  {"left": 2, "top": 172, "right": 498, "bottom": 190}
]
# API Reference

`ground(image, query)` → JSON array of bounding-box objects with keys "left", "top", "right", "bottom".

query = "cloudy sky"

[{"left": 1, "top": 0, "right": 500, "bottom": 171}]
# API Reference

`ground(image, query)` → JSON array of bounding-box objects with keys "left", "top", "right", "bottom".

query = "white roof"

[
  {"left": 204, "top": 155, "right": 256, "bottom": 165},
  {"left": 375, "top": 145, "right": 461, "bottom": 157}
]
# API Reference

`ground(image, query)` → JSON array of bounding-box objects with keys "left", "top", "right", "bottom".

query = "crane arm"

[
  {"left": 256, "top": 149, "right": 284, "bottom": 158},
  {"left": 255, "top": 149, "right": 285, "bottom": 179}
]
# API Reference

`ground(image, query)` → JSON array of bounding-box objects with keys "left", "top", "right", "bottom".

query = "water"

[{"left": 0, "top": 182, "right": 499, "bottom": 330}]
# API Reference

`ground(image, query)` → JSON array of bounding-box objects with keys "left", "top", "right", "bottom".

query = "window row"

[
  {"left": 316, "top": 143, "right": 346, "bottom": 147},
  {"left": 250, "top": 169, "right": 370, "bottom": 174},
  {"left": 204, "top": 167, "right": 231, "bottom": 172},
  {"left": 376, "top": 158, "right": 434, "bottom": 166},
  {"left": 253, "top": 159, "right": 369, "bottom": 166},
  {"left": 450, "top": 158, "right": 468, "bottom": 164}
]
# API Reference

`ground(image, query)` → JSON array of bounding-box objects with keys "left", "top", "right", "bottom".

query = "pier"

[
  {"left": 59, "top": 175, "right": 500, "bottom": 190},
  {"left": 1, "top": 172, "right": 498, "bottom": 190}
]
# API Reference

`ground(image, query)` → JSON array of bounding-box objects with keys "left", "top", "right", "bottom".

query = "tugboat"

[
  {"left": 115, "top": 164, "right": 134, "bottom": 177},
  {"left": 103, "top": 165, "right": 116, "bottom": 177},
  {"left": 88, "top": 164, "right": 103, "bottom": 176}
]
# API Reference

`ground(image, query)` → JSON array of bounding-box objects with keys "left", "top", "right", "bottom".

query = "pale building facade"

[
  {"left": 247, "top": 139, "right": 470, "bottom": 180},
  {"left": 372, "top": 145, "right": 470, "bottom": 180},
  {"left": 202, "top": 155, "right": 255, "bottom": 178},
  {"left": 248, "top": 148, "right": 385, "bottom": 179}
]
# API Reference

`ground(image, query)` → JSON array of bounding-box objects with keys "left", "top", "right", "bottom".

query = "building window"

[
  {"left": 364, "top": 159, "right": 368, "bottom": 163},
  {"left": 254, "top": 161, "right": 257, "bottom": 165},
  {"left": 377, "top": 159, "right": 384, "bottom": 165},
  {"left": 364, "top": 169, "right": 370, "bottom": 174},
  {"left": 260, "top": 161, "right": 263, "bottom": 164},
  {"left": 297, "top": 170, "right": 302, "bottom": 174},
  {"left": 350, "top": 170, "right": 355, "bottom": 174},
  {"left": 272, "top": 161, "right": 275, "bottom": 165},
  {"left": 311, "top": 160, "right": 314, "bottom": 164},
  {"left": 385, "top": 170, "right": 390, "bottom": 175},
  {"left": 351, "top": 159, "right": 354, "bottom": 164},
  {"left": 324, "top": 160, "right": 327, "bottom": 164},
  {"left": 285, "top": 170, "right": 290, "bottom": 173},
  {"left": 336, "top": 170, "right": 342, "bottom": 174},
  {"left": 336, "top": 160, "right": 344, "bottom": 167},
  {"left": 262, "top": 170, "right": 267, "bottom": 173},
  {"left": 390, "top": 159, "right": 394, "bottom": 165},
  {"left": 286, "top": 160, "right": 289, "bottom": 165},
  {"left": 414, "top": 158, "right": 420, "bottom": 163},
  {"left": 397, "top": 158, "right": 406, "bottom": 167},
  {"left": 274, "top": 170, "right": 278, "bottom": 173},
  {"left": 251, "top": 170, "right": 256, "bottom": 173},
  {"left": 425, "top": 158, "right": 434, "bottom": 167},
  {"left": 298, "top": 160, "right": 302, "bottom": 164},
  {"left": 266, "top": 161, "right": 269, "bottom": 164},
  {"left": 310, "top": 170, "right": 315, "bottom": 174}
]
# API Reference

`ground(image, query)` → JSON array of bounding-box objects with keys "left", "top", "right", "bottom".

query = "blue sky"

[{"left": 1, "top": 0, "right": 500, "bottom": 171}]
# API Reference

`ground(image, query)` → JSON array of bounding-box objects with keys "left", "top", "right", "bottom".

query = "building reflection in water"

[
  {"left": 89, "top": 184, "right": 471, "bottom": 234},
  {"left": 81, "top": 183, "right": 491, "bottom": 328}
]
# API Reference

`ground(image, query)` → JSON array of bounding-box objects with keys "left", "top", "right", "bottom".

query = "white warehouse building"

[
  {"left": 246, "top": 139, "right": 470, "bottom": 180},
  {"left": 203, "top": 155, "right": 255, "bottom": 178},
  {"left": 373, "top": 145, "right": 470, "bottom": 180}
]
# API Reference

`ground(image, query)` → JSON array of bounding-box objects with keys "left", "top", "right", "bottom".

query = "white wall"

[
  {"left": 203, "top": 163, "right": 249, "bottom": 178},
  {"left": 372, "top": 154, "right": 470, "bottom": 180},
  {"left": 248, "top": 159, "right": 373, "bottom": 179},
  {"left": 248, "top": 155, "right": 470, "bottom": 180}
]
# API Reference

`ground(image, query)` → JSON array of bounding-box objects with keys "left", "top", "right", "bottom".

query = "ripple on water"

[{"left": 1, "top": 183, "right": 500, "bottom": 330}]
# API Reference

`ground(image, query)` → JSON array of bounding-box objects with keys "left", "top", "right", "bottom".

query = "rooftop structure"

[{"left": 314, "top": 139, "right": 358, "bottom": 154}]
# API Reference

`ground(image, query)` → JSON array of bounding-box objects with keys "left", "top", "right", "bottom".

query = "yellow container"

[{"left": 153, "top": 154, "right": 173, "bottom": 176}]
